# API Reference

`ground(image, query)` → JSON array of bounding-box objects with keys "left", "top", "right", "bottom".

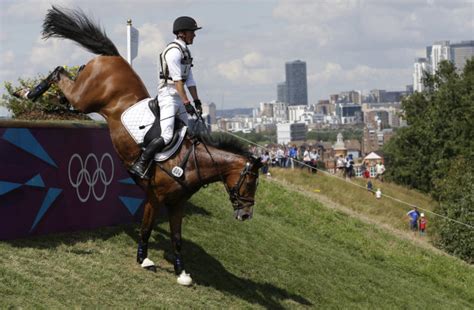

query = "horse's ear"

[{"left": 251, "top": 156, "right": 263, "bottom": 170}]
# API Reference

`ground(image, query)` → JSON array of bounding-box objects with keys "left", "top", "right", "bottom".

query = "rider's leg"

[
  {"left": 129, "top": 137, "right": 165, "bottom": 178},
  {"left": 129, "top": 96, "right": 175, "bottom": 178}
]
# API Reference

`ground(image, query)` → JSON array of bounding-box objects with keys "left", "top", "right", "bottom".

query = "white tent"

[{"left": 364, "top": 152, "right": 382, "bottom": 161}]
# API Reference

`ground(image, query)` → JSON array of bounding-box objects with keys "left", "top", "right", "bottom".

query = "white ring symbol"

[{"left": 68, "top": 153, "right": 114, "bottom": 202}]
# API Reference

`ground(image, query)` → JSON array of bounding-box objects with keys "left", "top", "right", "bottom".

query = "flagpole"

[{"left": 127, "top": 19, "right": 132, "bottom": 66}]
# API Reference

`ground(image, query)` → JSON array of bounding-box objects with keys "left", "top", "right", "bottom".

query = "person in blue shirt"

[
  {"left": 289, "top": 145, "right": 298, "bottom": 169},
  {"left": 406, "top": 207, "right": 421, "bottom": 232}
]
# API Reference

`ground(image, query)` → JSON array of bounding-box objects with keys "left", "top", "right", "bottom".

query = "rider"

[{"left": 130, "top": 16, "right": 203, "bottom": 178}]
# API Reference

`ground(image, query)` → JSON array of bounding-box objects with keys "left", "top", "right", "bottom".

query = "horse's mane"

[
  {"left": 194, "top": 128, "right": 250, "bottom": 157},
  {"left": 42, "top": 6, "right": 120, "bottom": 57}
]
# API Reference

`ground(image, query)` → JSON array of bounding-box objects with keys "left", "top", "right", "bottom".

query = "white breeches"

[{"left": 157, "top": 86, "right": 189, "bottom": 144}]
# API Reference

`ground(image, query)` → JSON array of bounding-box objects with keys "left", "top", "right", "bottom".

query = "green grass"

[
  {"left": 1, "top": 177, "right": 473, "bottom": 309},
  {"left": 270, "top": 168, "right": 436, "bottom": 234}
]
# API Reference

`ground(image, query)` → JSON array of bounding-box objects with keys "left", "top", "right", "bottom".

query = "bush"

[{"left": 1, "top": 66, "right": 89, "bottom": 120}]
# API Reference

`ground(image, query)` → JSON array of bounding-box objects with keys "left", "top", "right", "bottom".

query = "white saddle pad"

[{"left": 121, "top": 98, "right": 187, "bottom": 162}]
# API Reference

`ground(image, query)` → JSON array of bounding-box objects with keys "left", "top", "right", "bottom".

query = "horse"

[{"left": 18, "top": 6, "right": 262, "bottom": 286}]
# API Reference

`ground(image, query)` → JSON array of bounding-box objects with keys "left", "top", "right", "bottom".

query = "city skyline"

[{"left": 1, "top": 0, "right": 473, "bottom": 112}]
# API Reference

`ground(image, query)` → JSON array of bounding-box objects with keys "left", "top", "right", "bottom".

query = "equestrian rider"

[{"left": 130, "top": 16, "right": 203, "bottom": 178}]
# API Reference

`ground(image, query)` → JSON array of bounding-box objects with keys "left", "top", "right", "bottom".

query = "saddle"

[{"left": 121, "top": 97, "right": 188, "bottom": 162}]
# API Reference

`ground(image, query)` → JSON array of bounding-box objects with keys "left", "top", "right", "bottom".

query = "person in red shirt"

[{"left": 419, "top": 213, "right": 427, "bottom": 236}]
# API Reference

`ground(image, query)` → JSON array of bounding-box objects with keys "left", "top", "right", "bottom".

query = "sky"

[{"left": 0, "top": 0, "right": 473, "bottom": 113}]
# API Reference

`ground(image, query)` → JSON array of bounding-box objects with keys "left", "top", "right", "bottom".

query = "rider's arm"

[
  {"left": 174, "top": 80, "right": 191, "bottom": 104},
  {"left": 187, "top": 85, "right": 199, "bottom": 102},
  {"left": 186, "top": 68, "right": 199, "bottom": 101}
]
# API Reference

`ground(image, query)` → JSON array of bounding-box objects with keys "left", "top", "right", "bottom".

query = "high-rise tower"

[{"left": 285, "top": 60, "right": 308, "bottom": 106}]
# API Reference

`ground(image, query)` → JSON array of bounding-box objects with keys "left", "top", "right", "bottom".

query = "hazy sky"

[{"left": 0, "top": 0, "right": 473, "bottom": 110}]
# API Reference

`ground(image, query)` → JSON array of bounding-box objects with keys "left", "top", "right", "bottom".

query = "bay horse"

[{"left": 19, "top": 6, "right": 262, "bottom": 285}]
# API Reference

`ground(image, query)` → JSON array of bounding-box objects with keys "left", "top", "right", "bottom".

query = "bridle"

[
  {"left": 226, "top": 161, "right": 259, "bottom": 210},
  {"left": 196, "top": 140, "right": 259, "bottom": 210}
]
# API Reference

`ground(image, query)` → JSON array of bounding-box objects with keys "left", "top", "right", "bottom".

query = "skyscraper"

[
  {"left": 413, "top": 57, "right": 431, "bottom": 92},
  {"left": 285, "top": 60, "right": 308, "bottom": 106},
  {"left": 450, "top": 40, "right": 474, "bottom": 72},
  {"left": 277, "top": 82, "right": 287, "bottom": 103},
  {"left": 431, "top": 41, "right": 450, "bottom": 74}
]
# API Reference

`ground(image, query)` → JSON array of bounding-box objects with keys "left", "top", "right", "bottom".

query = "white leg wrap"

[
  {"left": 177, "top": 270, "right": 192, "bottom": 286},
  {"left": 140, "top": 258, "right": 155, "bottom": 268}
]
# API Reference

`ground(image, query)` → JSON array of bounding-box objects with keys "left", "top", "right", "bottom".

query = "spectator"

[
  {"left": 363, "top": 161, "right": 371, "bottom": 178},
  {"left": 336, "top": 155, "right": 346, "bottom": 177},
  {"left": 261, "top": 151, "right": 270, "bottom": 175},
  {"left": 289, "top": 145, "right": 297, "bottom": 169},
  {"left": 419, "top": 213, "right": 427, "bottom": 236},
  {"left": 345, "top": 154, "right": 354, "bottom": 179},
  {"left": 303, "top": 149, "right": 311, "bottom": 172},
  {"left": 367, "top": 180, "right": 373, "bottom": 193},
  {"left": 406, "top": 207, "right": 421, "bottom": 233},
  {"left": 376, "top": 161, "right": 386, "bottom": 182},
  {"left": 276, "top": 147, "right": 284, "bottom": 167},
  {"left": 375, "top": 188, "right": 382, "bottom": 199},
  {"left": 309, "top": 148, "right": 319, "bottom": 173}
]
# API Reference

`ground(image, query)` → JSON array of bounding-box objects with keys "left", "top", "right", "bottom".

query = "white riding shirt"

[{"left": 157, "top": 39, "right": 196, "bottom": 144}]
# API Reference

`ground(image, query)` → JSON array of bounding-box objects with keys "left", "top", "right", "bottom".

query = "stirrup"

[{"left": 129, "top": 159, "right": 153, "bottom": 179}]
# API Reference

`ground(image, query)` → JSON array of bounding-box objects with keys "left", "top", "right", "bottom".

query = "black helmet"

[{"left": 173, "top": 16, "right": 202, "bottom": 34}]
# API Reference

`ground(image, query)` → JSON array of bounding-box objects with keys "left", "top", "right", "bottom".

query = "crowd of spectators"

[
  {"left": 248, "top": 144, "right": 386, "bottom": 183},
  {"left": 250, "top": 144, "right": 321, "bottom": 173}
]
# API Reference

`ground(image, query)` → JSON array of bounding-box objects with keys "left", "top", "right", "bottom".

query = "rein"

[
  {"left": 198, "top": 141, "right": 257, "bottom": 210},
  {"left": 155, "top": 117, "right": 258, "bottom": 210}
]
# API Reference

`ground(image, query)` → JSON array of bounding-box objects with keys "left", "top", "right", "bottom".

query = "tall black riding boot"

[{"left": 130, "top": 137, "right": 166, "bottom": 178}]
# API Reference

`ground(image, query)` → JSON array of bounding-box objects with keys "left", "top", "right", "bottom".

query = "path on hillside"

[{"left": 267, "top": 177, "right": 454, "bottom": 259}]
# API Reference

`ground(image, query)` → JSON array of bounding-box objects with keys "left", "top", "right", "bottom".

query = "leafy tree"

[
  {"left": 384, "top": 59, "right": 474, "bottom": 192},
  {"left": 383, "top": 58, "right": 474, "bottom": 261},
  {"left": 432, "top": 157, "right": 473, "bottom": 263},
  {"left": 1, "top": 66, "right": 88, "bottom": 120}
]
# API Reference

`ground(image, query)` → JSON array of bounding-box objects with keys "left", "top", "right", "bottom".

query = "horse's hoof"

[
  {"left": 177, "top": 270, "right": 192, "bottom": 286},
  {"left": 13, "top": 89, "right": 29, "bottom": 99},
  {"left": 141, "top": 258, "right": 156, "bottom": 272}
]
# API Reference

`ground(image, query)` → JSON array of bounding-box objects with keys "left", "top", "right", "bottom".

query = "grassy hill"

[{"left": 1, "top": 172, "right": 473, "bottom": 309}]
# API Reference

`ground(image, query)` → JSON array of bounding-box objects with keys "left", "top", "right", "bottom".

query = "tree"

[
  {"left": 1, "top": 66, "right": 88, "bottom": 120},
  {"left": 432, "top": 157, "right": 473, "bottom": 263},
  {"left": 384, "top": 59, "right": 474, "bottom": 192},
  {"left": 383, "top": 58, "right": 474, "bottom": 261}
]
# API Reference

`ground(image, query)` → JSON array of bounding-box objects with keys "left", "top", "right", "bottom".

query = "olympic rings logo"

[{"left": 68, "top": 153, "right": 115, "bottom": 202}]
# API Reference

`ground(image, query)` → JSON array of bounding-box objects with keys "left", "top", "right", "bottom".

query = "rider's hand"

[
  {"left": 194, "top": 99, "right": 202, "bottom": 115},
  {"left": 184, "top": 102, "right": 196, "bottom": 116}
]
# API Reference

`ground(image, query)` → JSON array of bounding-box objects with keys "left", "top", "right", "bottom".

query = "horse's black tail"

[{"left": 42, "top": 6, "right": 120, "bottom": 57}]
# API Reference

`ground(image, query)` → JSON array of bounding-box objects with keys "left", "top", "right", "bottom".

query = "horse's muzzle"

[{"left": 234, "top": 206, "right": 253, "bottom": 221}]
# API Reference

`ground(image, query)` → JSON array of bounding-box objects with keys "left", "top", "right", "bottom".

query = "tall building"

[
  {"left": 202, "top": 102, "right": 217, "bottom": 124},
  {"left": 431, "top": 41, "right": 450, "bottom": 74},
  {"left": 285, "top": 60, "right": 308, "bottom": 106},
  {"left": 450, "top": 40, "right": 474, "bottom": 72},
  {"left": 413, "top": 58, "right": 431, "bottom": 92},
  {"left": 277, "top": 82, "right": 287, "bottom": 103}
]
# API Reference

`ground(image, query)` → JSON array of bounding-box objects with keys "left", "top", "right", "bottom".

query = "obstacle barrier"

[{"left": 0, "top": 120, "right": 144, "bottom": 240}]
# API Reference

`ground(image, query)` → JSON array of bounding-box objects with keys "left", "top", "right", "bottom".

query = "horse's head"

[{"left": 226, "top": 156, "right": 263, "bottom": 221}]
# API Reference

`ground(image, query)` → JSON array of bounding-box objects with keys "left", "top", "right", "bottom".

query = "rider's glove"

[
  {"left": 194, "top": 99, "right": 202, "bottom": 115},
  {"left": 184, "top": 102, "right": 196, "bottom": 116}
]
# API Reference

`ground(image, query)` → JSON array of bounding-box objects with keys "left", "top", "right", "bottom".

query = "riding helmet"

[{"left": 173, "top": 16, "right": 202, "bottom": 34}]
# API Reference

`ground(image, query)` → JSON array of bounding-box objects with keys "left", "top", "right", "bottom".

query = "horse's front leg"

[
  {"left": 168, "top": 203, "right": 192, "bottom": 286},
  {"left": 137, "top": 200, "right": 158, "bottom": 271}
]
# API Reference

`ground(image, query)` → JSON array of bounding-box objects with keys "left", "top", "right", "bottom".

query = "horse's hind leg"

[{"left": 14, "top": 66, "right": 66, "bottom": 101}]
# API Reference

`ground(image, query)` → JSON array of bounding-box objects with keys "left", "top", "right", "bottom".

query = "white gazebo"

[{"left": 364, "top": 152, "right": 382, "bottom": 162}]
